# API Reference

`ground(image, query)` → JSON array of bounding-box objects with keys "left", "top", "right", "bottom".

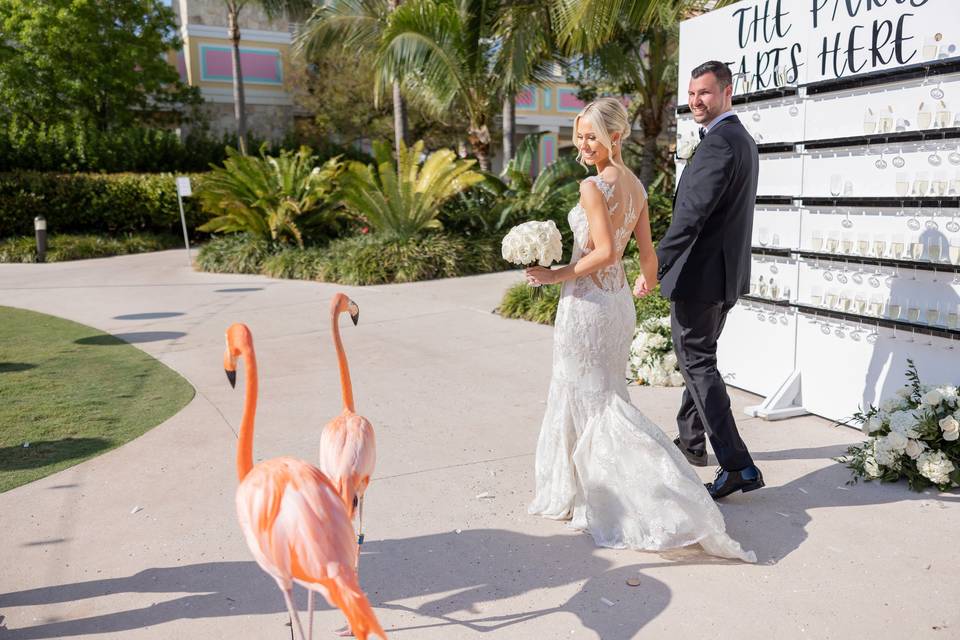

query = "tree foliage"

[{"left": 0, "top": 0, "right": 201, "bottom": 129}]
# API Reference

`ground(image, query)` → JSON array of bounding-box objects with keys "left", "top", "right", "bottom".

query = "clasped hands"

[{"left": 526, "top": 266, "right": 658, "bottom": 297}]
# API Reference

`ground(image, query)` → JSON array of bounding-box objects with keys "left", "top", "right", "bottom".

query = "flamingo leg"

[
  {"left": 307, "top": 590, "right": 315, "bottom": 640},
  {"left": 356, "top": 495, "right": 365, "bottom": 574},
  {"left": 281, "top": 587, "right": 307, "bottom": 640}
]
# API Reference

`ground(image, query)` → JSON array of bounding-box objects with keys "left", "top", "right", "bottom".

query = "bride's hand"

[
  {"left": 526, "top": 266, "right": 561, "bottom": 286},
  {"left": 633, "top": 273, "right": 656, "bottom": 297}
]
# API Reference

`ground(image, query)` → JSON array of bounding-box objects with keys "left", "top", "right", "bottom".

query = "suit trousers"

[{"left": 670, "top": 300, "right": 754, "bottom": 471}]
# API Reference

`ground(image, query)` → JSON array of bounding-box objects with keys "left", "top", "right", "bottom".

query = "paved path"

[{"left": 0, "top": 250, "right": 957, "bottom": 639}]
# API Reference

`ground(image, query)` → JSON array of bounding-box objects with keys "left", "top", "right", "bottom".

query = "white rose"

[
  {"left": 863, "top": 455, "right": 882, "bottom": 478},
  {"left": 663, "top": 352, "right": 678, "bottom": 371},
  {"left": 940, "top": 415, "right": 960, "bottom": 441},
  {"left": 862, "top": 414, "right": 884, "bottom": 435},
  {"left": 921, "top": 389, "right": 944, "bottom": 407},
  {"left": 668, "top": 371, "right": 685, "bottom": 387},
  {"left": 906, "top": 440, "right": 927, "bottom": 460},
  {"left": 905, "top": 439, "right": 926, "bottom": 460}
]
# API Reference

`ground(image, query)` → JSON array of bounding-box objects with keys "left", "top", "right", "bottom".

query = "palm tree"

[
  {"left": 338, "top": 139, "right": 486, "bottom": 238},
  {"left": 379, "top": 0, "right": 557, "bottom": 172},
  {"left": 222, "top": 0, "right": 313, "bottom": 154},
  {"left": 552, "top": 0, "right": 734, "bottom": 184},
  {"left": 493, "top": 2, "right": 559, "bottom": 165},
  {"left": 295, "top": 0, "right": 410, "bottom": 154}
]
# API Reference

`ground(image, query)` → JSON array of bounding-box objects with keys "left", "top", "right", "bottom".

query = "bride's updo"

[{"left": 573, "top": 97, "right": 631, "bottom": 171}]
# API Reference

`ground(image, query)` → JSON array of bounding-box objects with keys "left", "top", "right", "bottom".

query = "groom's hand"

[{"left": 633, "top": 274, "right": 656, "bottom": 298}]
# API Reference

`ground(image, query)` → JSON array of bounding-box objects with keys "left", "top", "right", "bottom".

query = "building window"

[{"left": 199, "top": 44, "right": 283, "bottom": 85}]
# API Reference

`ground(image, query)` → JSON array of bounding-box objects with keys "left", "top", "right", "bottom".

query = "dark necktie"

[{"left": 698, "top": 127, "right": 706, "bottom": 140}]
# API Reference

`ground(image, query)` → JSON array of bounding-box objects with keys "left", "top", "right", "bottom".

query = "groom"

[{"left": 634, "top": 60, "right": 763, "bottom": 500}]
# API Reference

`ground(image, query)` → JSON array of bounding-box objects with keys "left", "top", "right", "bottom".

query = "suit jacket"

[{"left": 656, "top": 115, "right": 759, "bottom": 304}]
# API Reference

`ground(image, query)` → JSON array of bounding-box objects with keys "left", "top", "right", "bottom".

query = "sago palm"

[
  {"left": 338, "top": 139, "right": 486, "bottom": 238},
  {"left": 198, "top": 146, "right": 342, "bottom": 247}
]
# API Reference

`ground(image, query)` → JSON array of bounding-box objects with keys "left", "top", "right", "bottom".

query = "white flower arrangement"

[
  {"left": 501, "top": 220, "right": 563, "bottom": 268},
  {"left": 627, "top": 316, "right": 684, "bottom": 387},
  {"left": 842, "top": 360, "right": 959, "bottom": 491},
  {"left": 676, "top": 138, "right": 699, "bottom": 161}
]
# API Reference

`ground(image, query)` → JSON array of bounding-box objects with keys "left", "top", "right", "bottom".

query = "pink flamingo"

[
  {"left": 319, "top": 294, "right": 377, "bottom": 566},
  {"left": 224, "top": 323, "right": 387, "bottom": 640}
]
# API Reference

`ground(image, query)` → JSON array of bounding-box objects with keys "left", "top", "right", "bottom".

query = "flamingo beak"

[
  {"left": 225, "top": 369, "right": 236, "bottom": 388},
  {"left": 348, "top": 300, "right": 360, "bottom": 326}
]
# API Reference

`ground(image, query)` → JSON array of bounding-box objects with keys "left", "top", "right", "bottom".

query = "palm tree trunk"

[
  {"left": 227, "top": 3, "right": 248, "bottom": 155},
  {"left": 502, "top": 95, "right": 515, "bottom": 166},
  {"left": 468, "top": 123, "right": 492, "bottom": 172},
  {"left": 392, "top": 80, "right": 408, "bottom": 152}
]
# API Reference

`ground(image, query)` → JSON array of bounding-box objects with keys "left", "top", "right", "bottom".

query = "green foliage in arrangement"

[
  {"left": 197, "top": 146, "right": 344, "bottom": 248},
  {"left": 196, "top": 232, "right": 508, "bottom": 285},
  {"left": 0, "top": 172, "right": 206, "bottom": 239},
  {"left": 338, "top": 140, "right": 487, "bottom": 239},
  {"left": 0, "top": 233, "right": 181, "bottom": 263}
]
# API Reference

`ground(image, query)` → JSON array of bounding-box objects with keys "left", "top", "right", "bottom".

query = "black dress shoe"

[
  {"left": 705, "top": 465, "right": 765, "bottom": 500},
  {"left": 673, "top": 437, "right": 707, "bottom": 467}
]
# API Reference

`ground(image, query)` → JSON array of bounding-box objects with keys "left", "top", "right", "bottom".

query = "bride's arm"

[
  {"left": 632, "top": 197, "right": 659, "bottom": 288},
  {"left": 527, "top": 180, "right": 616, "bottom": 285}
]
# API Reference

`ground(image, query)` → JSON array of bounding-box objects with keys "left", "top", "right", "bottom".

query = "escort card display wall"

[{"left": 677, "top": 0, "right": 960, "bottom": 423}]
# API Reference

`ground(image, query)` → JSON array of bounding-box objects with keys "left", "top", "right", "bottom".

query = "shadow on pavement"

[
  {"left": 112, "top": 313, "right": 185, "bottom": 321},
  {"left": 0, "top": 530, "right": 676, "bottom": 639},
  {"left": 74, "top": 332, "right": 186, "bottom": 346},
  {"left": 214, "top": 288, "right": 264, "bottom": 293},
  {"left": 0, "top": 438, "right": 111, "bottom": 472}
]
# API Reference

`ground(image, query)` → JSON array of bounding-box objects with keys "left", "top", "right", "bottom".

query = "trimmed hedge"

[
  {"left": 196, "top": 232, "right": 509, "bottom": 285},
  {"left": 0, "top": 233, "right": 182, "bottom": 262},
  {"left": 0, "top": 172, "right": 207, "bottom": 238}
]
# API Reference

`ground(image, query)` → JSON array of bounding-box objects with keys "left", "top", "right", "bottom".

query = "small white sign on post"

[
  {"left": 175, "top": 176, "right": 192, "bottom": 266},
  {"left": 176, "top": 176, "right": 192, "bottom": 197}
]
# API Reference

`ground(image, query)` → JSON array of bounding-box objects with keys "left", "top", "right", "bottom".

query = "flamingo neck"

[
  {"left": 331, "top": 308, "right": 355, "bottom": 413},
  {"left": 236, "top": 348, "right": 258, "bottom": 482}
]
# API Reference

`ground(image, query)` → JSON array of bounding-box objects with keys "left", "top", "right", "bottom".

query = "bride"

[{"left": 524, "top": 98, "right": 755, "bottom": 563}]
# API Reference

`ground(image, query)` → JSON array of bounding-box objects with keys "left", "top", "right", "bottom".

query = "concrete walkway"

[{"left": 0, "top": 250, "right": 957, "bottom": 640}]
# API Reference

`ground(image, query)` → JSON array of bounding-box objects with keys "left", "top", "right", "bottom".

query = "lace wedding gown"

[{"left": 528, "top": 174, "right": 755, "bottom": 563}]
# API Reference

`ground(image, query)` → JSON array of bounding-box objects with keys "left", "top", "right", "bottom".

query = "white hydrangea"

[
  {"left": 880, "top": 397, "right": 901, "bottom": 413},
  {"left": 888, "top": 409, "right": 920, "bottom": 439},
  {"left": 916, "top": 450, "right": 956, "bottom": 485},
  {"left": 501, "top": 220, "right": 563, "bottom": 267},
  {"left": 862, "top": 413, "right": 884, "bottom": 435},
  {"left": 873, "top": 433, "right": 907, "bottom": 468},
  {"left": 937, "top": 386, "right": 959, "bottom": 407},
  {"left": 939, "top": 415, "right": 960, "bottom": 442},
  {"left": 896, "top": 386, "right": 912, "bottom": 399},
  {"left": 627, "top": 323, "right": 682, "bottom": 388}
]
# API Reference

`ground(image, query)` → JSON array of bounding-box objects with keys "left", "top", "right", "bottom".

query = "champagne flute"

[
  {"left": 887, "top": 298, "right": 902, "bottom": 320},
  {"left": 932, "top": 171, "right": 949, "bottom": 197},
  {"left": 872, "top": 233, "right": 887, "bottom": 258},
  {"left": 890, "top": 233, "right": 906, "bottom": 259},
  {"left": 917, "top": 101, "right": 933, "bottom": 129},
  {"left": 857, "top": 233, "right": 870, "bottom": 256},
  {"left": 867, "top": 294, "right": 884, "bottom": 317},
  {"left": 906, "top": 298, "right": 921, "bottom": 323},
  {"left": 928, "top": 236, "right": 943, "bottom": 261},
  {"left": 922, "top": 36, "right": 939, "bottom": 60},
  {"left": 895, "top": 172, "right": 910, "bottom": 197},
  {"left": 812, "top": 230, "right": 825, "bottom": 251},
  {"left": 863, "top": 107, "right": 877, "bottom": 134},
  {"left": 914, "top": 172, "right": 930, "bottom": 197},
  {"left": 826, "top": 234, "right": 840, "bottom": 253},
  {"left": 854, "top": 293, "right": 868, "bottom": 314},
  {"left": 935, "top": 101, "right": 951, "bottom": 128},
  {"left": 830, "top": 174, "right": 843, "bottom": 197},
  {"left": 811, "top": 285, "right": 824, "bottom": 307},
  {"left": 926, "top": 302, "right": 941, "bottom": 326},
  {"left": 950, "top": 242, "right": 960, "bottom": 265},
  {"left": 947, "top": 304, "right": 959, "bottom": 329},
  {"left": 841, "top": 231, "right": 854, "bottom": 255},
  {"left": 878, "top": 105, "right": 894, "bottom": 133},
  {"left": 910, "top": 238, "right": 925, "bottom": 260}
]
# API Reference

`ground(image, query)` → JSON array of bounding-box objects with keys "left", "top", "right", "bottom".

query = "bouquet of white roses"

[
  {"left": 627, "top": 316, "right": 684, "bottom": 387},
  {"left": 502, "top": 220, "right": 563, "bottom": 298},
  {"left": 842, "top": 360, "right": 959, "bottom": 491}
]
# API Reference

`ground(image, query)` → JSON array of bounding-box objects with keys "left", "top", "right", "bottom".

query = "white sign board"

[{"left": 176, "top": 176, "right": 192, "bottom": 198}]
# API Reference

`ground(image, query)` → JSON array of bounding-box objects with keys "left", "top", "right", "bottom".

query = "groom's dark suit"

[{"left": 656, "top": 114, "right": 758, "bottom": 472}]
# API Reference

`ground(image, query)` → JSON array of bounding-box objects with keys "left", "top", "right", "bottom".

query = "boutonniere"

[{"left": 676, "top": 137, "right": 699, "bottom": 161}]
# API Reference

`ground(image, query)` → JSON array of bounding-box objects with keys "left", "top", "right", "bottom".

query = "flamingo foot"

[{"left": 334, "top": 623, "right": 355, "bottom": 637}]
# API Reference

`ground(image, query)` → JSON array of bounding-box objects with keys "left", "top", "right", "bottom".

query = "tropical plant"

[
  {"left": 496, "top": 132, "right": 585, "bottom": 227},
  {"left": 222, "top": 0, "right": 313, "bottom": 152},
  {"left": 337, "top": 139, "right": 486, "bottom": 238},
  {"left": 197, "top": 146, "right": 343, "bottom": 247},
  {"left": 295, "top": 0, "right": 410, "bottom": 153}
]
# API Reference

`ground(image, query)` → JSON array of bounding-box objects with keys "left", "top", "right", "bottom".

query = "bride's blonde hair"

[{"left": 573, "top": 97, "right": 630, "bottom": 171}]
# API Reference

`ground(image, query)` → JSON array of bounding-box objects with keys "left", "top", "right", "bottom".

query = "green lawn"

[{"left": 0, "top": 306, "right": 195, "bottom": 492}]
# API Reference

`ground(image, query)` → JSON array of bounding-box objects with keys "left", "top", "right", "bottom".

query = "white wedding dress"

[{"left": 528, "top": 174, "right": 755, "bottom": 563}]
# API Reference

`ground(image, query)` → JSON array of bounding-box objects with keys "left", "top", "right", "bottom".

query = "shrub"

[
  {"left": 195, "top": 234, "right": 276, "bottom": 274},
  {"left": 497, "top": 256, "right": 670, "bottom": 325},
  {"left": 197, "top": 146, "right": 344, "bottom": 247},
  {"left": 0, "top": 233, "right": 181, "bottom": 262},
  {"left": 0, "top": 172, "right": 207, "bottom": 238},
  {"left": 197, "top": 231, "right": 509, "bottom": 285},
  {"left": 338, "top": 140, "right": 487, "bottom": 239}
]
